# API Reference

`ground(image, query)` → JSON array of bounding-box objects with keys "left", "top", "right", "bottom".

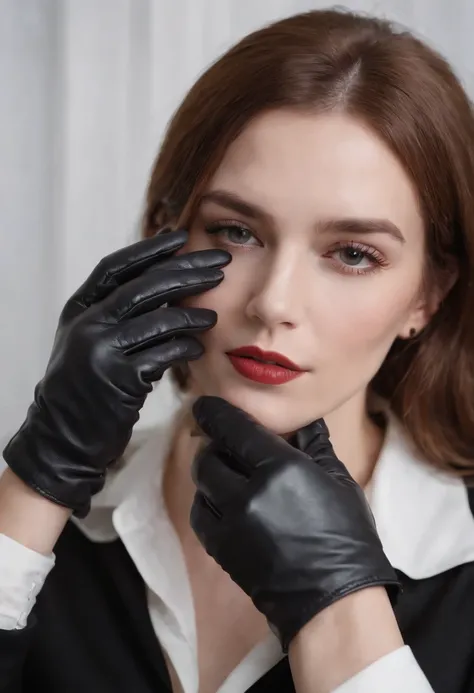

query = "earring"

[{"left": 409, "top": 327, "right": 417, "bottom": 338}]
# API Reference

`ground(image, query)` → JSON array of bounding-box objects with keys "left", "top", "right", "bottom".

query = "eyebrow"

[{"left": 199, "top": 189, "right": 406, "bottom": 243}]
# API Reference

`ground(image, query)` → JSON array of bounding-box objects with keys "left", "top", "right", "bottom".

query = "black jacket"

[{"left": 2, "top": 512, "right": 474, "bottom": 693}]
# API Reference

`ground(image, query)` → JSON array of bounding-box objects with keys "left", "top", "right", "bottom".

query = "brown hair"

[{"left": 142, "top": 9, "right": 474, "bottom": 477}]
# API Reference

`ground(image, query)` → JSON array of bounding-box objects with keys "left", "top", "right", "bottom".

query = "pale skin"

[{"left": 0, "top": 109, "right": 450, "bottom": 692}]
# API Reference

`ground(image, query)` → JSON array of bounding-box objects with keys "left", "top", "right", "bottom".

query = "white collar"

[
  {"left": 72, "top": 397, "right": 474, "bottom": 692},
  {"left": 76, "top": 398, "right": 474, "bottom": 581},
  {"left": 369, "top": 412, "right": 474, "bottom": 578},
  {"left": 76, "top": 403, "right": 284, "bottom": 693}
]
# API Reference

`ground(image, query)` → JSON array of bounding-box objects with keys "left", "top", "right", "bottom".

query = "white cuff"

[
  {"left": 0, "top": 533, "right": 55, "bottom": 630},
  {"left": 332, "top": 646, "right": 434, "bottom": 693}
]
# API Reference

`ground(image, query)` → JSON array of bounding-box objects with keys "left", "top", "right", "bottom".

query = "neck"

[{"left": 324, "top": 391, "right": 384, "bottom": 488}]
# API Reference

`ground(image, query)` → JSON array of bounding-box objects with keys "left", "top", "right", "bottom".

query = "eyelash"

[
  {"left": 323, "top": 241, "right": 388, "bottom": 275},
  {"left": 205, "top": 221, "right": 261, "bottom": 250},
  {"left": 204, "top": 221, "right": 388, "bottom": 275}
]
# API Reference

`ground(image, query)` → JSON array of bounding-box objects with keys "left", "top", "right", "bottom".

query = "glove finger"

[
  {"left": 61, "top": 229, "right": 189, "bottom": 322},
  {"left": 101, "top": 267, "right": 224, "bottom": 321},
  {"left": 293, "top": 419, "right": 353, "bottom": 479},
  {"left": 192, "top": 396, "right": 306, "bottom": 474},
  {"left": 292, "top": 418, "right": 330, "bottom": 454},
  {"left": 145, "top": 249, "right": 231, "bottom": 275},
  {"left": 130, "top": 336, "right": 205, "bottom": 383},
  {"left": 117, "top": 307, "right": 218, "bottom": 354},
  {"left": 191, "top": 443, "right": 248, "bottom": 513}
]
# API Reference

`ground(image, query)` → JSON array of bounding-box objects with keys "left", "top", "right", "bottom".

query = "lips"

[
  {"left": 226, "top": 345, "right": 305, "bottom": 385},
  {"left": 227, "top": 346, "right": 302, "bottom": 370}
]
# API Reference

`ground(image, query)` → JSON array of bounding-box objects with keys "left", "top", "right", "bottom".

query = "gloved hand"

[
  {"left": 3, "top": 230, "right": 231, "bottom": 518},
  {"left": 190, "top": 396, "right": 401, "bottom": 651}
]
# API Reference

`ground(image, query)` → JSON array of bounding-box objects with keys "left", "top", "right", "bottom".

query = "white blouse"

[{"left": 2, "top": 406, "right": 474, "bottom": 692}]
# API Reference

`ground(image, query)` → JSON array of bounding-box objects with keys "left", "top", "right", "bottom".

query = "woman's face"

[{"left": 182, "top": 110, "right": 430, "bottom": 434}]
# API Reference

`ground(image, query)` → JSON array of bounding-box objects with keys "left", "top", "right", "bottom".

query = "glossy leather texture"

[
  {"left": 191, "top": 396, "right": 401, "bottom": 650},
  {"left": 3, "top": 230, "right": 231, "bottom": 517}
]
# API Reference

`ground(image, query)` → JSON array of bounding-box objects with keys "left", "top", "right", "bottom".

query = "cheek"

[{"left": 315, "top": 275, "right": 420, "bottom": 359}]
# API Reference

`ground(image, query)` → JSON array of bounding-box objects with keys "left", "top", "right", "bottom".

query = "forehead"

[{"left": 209, "top": 110, "right": 423, "bottom": 232}]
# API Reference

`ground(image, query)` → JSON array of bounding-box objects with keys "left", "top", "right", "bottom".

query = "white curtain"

[{"left": 1, "top": 0, "right": 473, "bottom": 439}]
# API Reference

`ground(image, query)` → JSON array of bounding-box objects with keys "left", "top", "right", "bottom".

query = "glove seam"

[
  {"left": 280, "top": 575, "right": 401, "bottom": 652},
  {"left": 308, "top": 575, "right": 401, "bottom": 614},
  {"left": 6, "top": 470, "right": 85, "bottom": 517}
]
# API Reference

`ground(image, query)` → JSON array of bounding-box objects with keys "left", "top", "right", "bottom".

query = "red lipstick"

[{"left": 226, "top": 345, "right": 305, "bottom": 385}]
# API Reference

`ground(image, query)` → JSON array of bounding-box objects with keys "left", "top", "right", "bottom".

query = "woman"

[{"left": 1, "top": 8, "right": 474, "bottom": 693}]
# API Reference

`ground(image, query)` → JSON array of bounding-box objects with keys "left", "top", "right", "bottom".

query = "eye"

[
  {"left": 204, "top": 222, "right": 261, "bottom": 248},
  {"left": 337, "top": 247, "right": 372, "bottom": 268},
  {"left": 325, "top": 242, "right": 387, "bottom": 275}
]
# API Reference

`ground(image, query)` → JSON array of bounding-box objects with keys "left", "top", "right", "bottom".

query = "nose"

[{"left": 245, "top": 250, "right": 303, "bottom": 330}]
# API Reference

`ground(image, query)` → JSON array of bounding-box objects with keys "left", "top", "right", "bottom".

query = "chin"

[{"left": 193, "top": 377, "right": 315, "bottom": 436}]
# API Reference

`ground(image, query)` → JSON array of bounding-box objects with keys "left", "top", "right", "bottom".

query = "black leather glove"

[
  {"left": 190, "top": 396, "right": 401, "bottom": 651},
  {"left": 3, "top": 230, "right": 231, "bottom": 518}
]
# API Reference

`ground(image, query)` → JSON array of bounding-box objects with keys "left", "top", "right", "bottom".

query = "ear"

[{"left": 398, "top": 261, "right": 458, "bottom": 339}]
